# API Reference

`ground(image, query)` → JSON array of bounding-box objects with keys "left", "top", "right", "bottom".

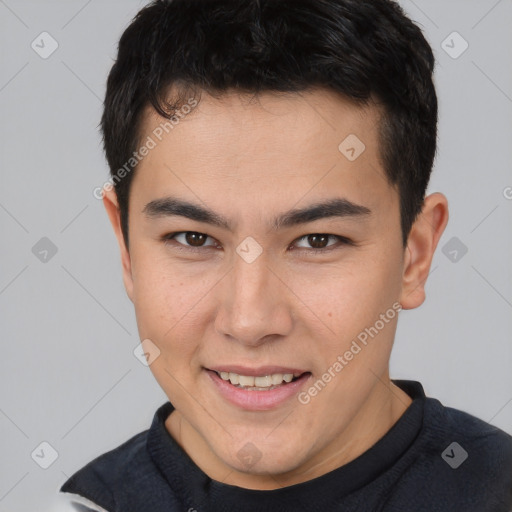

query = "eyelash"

[{"left": 161, "top": 232, "right": 354, "bottom": 254}]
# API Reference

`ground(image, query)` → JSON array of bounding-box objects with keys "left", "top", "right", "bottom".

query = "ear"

[
  {"left": 400, "top": 192, "right": 449, "bottom": 309},
  {"left": 102, "top": 187, "right": 134, "bottom": 302}
]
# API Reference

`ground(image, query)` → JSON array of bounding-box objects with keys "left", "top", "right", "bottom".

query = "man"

[{"left": 59, "top": 0, "right": 512, "bottom": 510}]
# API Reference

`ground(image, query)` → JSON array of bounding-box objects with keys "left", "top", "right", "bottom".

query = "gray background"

[{"left": 0, "top": 1, "right": 511, "bottom": 510}]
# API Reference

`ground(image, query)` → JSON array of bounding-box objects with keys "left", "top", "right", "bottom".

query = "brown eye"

[
  {"left": 306, "top": 234, "right": 330, "bottom": 249},
  {"left": 293, "top": 234, "right": 352, "bottom": 252},
  {"left": 184, "top": 232, "right": 208, "bottom": 247},
  {"left": 163, "top": 231, "right": 217, "bottom": 249}
]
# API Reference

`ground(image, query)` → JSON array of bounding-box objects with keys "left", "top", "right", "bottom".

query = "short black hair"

[{"left": 100, "top": 0, "right": 437, "bottom": 250}]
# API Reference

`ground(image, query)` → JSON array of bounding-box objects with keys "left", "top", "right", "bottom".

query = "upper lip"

[{"left": 207, "top": 365, "right": 309, "bottom": 377}]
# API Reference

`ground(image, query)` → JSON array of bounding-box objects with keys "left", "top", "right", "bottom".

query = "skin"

[{"left": 103, "top": 87, "right": 448, "bottom": 490}]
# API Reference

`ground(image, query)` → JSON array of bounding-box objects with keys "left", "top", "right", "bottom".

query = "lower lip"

[{"left": 205, "top": 369, "right": 311, "bottom": 411}]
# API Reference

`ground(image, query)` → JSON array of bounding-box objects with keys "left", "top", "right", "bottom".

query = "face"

[{"left": 104, "top": 87, "right": 447, "bottom": 487}]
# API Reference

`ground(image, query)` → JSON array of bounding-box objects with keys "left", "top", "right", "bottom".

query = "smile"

[
  {"left": 216, "top": 371, "right": 302, "bottom": 390},
  {"left": 205, "top": 366, "right": 312, "bottom": 410}
]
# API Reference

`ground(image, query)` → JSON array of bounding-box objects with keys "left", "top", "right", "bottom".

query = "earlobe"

[
  {"left": 400, "top": 193, "right": 449, "bottom": 310},
  {"left": 102, "top": 187, "right": 134, "bottom": 302}
]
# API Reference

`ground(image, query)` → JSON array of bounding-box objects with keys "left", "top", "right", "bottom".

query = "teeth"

[
  {"left": 217, "top": 371, "right": 299, "bottom": 388},
  {"left": 255, "top": 376, "right": 272, "bottom": 387},
  {"left": 271, "top": 373, "right": 283, "bottom": 385},
  {"left": 238, "top": 375, "right": 255, "bottom": 387}
]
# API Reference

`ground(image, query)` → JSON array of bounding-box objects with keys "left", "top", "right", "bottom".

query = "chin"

[{"left": 218, "top": 436, "right": 307, "bottom": 478}]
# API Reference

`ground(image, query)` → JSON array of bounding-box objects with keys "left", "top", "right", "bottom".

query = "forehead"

[
  {"left": 140, "top": 87, "right": 382, "bottom": 159},
  {"left": 132, "top": 88, "right": 393, "bottom": 215}
]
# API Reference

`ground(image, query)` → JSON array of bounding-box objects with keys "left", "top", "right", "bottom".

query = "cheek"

[
  {"left": 130, "top": 250, "right": 207, "bottom": 354},
  {"left": 131, "top": 270, "right": 206, "bottom": 400},
  {"left": 296, "top": 260, "right": 391, "bottom": 321},
  {"left": 291, "top": 254, "right": 402, "bottom": 357}
]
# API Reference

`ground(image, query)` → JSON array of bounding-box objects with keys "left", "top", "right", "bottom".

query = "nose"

[{"left": 214, "top": 251, "right": 293, "bottom": 347}]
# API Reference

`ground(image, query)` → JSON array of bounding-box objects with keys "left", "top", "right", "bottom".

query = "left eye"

[{"left": 293, "top": 234, "right": 349, "bottom": 251}]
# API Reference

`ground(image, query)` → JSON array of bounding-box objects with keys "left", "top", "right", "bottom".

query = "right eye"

[{"left": 162, "top": 231, "right": 220, "bottom": 251}]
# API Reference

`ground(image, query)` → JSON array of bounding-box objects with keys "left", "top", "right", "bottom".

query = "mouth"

[
  {"left": 212, "top": 369, "right": 306, "bottom": 390},
  {"left": 204, "top": 366, "right": 312, "bottom": 410}
]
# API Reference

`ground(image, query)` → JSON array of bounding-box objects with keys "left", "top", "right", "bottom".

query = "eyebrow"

[{"left": 142, "top": 196, "right": 371, "bottom": 231}]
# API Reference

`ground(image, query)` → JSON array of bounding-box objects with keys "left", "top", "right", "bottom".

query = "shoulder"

[
  {"left": 382, "top": 390, "right": 512, "bottom": 510},
  {"left": 59, "top": 402, "right": 183, "bottom": 511},
  {"left": 427, "top": 398, "right": 512, "bottom": 465},
  {"left": 52, "top": 489, "right": 111, "bottom": 512},
  {"left": 59, "top": 429, "right": 158, "bottom": 511},
  {"left": 65, "top": 427, "right": 150, "bottom": 481},
  {"left": 399, "top": 396, "right": 512, "bottom": 509}
]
